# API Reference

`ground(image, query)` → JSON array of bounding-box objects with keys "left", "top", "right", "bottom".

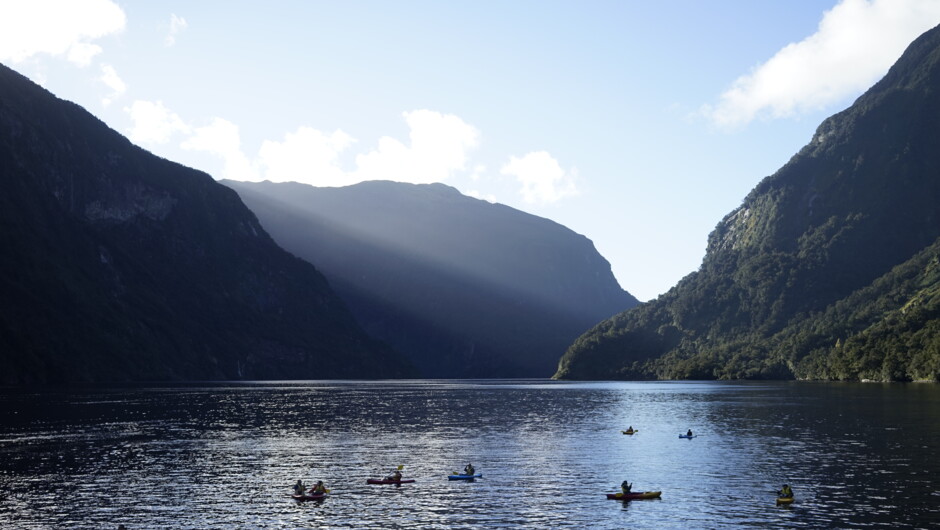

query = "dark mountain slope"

[
  {"left": 555, "top": 24, "right": 940, "bottom": 382},
  {"left": 224, "top": 179, "right": 638, "bottom": 377},
  {"left": 0, "top": 63, "right": 413, "bottom": 384}
]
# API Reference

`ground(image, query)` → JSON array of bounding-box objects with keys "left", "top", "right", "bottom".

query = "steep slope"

[
  {"left": 555, "top": 23, "right": 940, "bottom": 382},
  {"left": 223, "top": 179, "right": 638, "bottom": 377},
  {"left": 0, "top": 63, "right": 414, "bottom": 384}
]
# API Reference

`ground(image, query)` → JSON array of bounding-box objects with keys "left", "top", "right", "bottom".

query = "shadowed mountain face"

[
  {"left": 0, "top": 63, "right": 414, "bottom": 384},
  {"left": 224, "top": 179, "right": 638, "bottom": 377},
  {"left": 555, "top": 24, "right": 940, "bottom": 382}
]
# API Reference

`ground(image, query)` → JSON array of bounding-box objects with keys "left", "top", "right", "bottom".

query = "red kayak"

[
  {"left": 367, "top": 478, "right": 416, "bottom": 485},
  {"left": 606, "top": 491, "right": 662, "bottom": 500},
  {"left": 292, "top": 493, "right": 327, "bottom": 501}
]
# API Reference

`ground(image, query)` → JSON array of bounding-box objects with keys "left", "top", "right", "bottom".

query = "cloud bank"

[
  {"left": 127, "top": 102, "right": 571, "bottom": 204},
  {"left": 126, "top": 100, "right": 190, "bottom": 145},
  {"left": 703, "top": 0, "right": 940, "bottom": 128},
  {"left": 258, "top": 127, "right": 355, "bottom": 187},
  {"left": 0, "top": 0, "right": 579, "bottom": 206},
  {"left": 354, "top": 110, "right": 480, "bottom": 184},
  {"left": 0, "top": 0, "right": 125, "bottom": 66}
]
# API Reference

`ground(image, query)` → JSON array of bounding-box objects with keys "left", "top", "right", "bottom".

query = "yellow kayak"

[
  {"left": 621, "top": 429, "right": 638, "bottom": 435},
  {"left": 776, "top": 496, "right": 795, "bottom": 505},
  {"left": 606, "top": 491, "right": 661, "bottom": 500}
]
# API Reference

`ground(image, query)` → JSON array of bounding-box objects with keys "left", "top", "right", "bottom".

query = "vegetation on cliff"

[{"left": 555, "top": 24, "right": 940, "bottom": 382}]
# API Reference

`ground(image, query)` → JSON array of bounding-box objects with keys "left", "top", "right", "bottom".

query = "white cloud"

[
  {"left": 501, "top": 151, "right": 579, "bottom": 204},
  {"left": 354, "top": 110, "right": 479, "bottom": 183},
  {"left": 99, "top": 63, "right": 126, "bottom": 106},
  {"left": 469, "top": 164, "right": 487, "bottom": 181},
  {"left": 125, "top": 100, "right": 190, "bottom": 145},
  {"left": 120, "top": 102, "right": 554, "bottom": 206},
  {"left": 0, "top": 0, "right": 125, "bottom": 66},
  {"left": 66, "top": 42, "right": 103, "bottom": 67},
  {"left": 258, "top": 127, "right": 356, "bottom": 186},
  {"left": 702, "top": 0, "right": 940, "bottom": 128},
  {"left": 180, "top": 118, "right": 257, "bottom": 181},
  {"left": 165, "top": 13, "right": 188, "bottom": 47}
]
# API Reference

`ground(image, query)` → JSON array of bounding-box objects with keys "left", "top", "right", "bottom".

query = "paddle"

[{"left": 380, "top": 464, "right": 405, "bottom": 480}]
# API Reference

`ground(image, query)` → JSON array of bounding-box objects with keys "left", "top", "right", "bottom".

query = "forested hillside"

[{"left": 555, "top": 23, "right": 940, "bottom": 382}]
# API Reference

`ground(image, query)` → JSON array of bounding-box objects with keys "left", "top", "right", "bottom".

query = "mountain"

[
  {"left": 554, "top": 23, "right": 940, "bottom": 382},
  {"left": 0, "top": 63, "right": 415, "bottom": 384},
  {"left": 223, "top": 179, "right": 638, "bottom": 377}
]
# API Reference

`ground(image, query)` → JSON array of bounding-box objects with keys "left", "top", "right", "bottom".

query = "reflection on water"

[{"left": 0, "top": 380, "right": 938, "bottom": 528}]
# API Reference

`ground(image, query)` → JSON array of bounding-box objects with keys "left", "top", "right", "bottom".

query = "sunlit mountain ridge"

[{"left": 225, "top": 179, "right": 638, "bottom": 377}]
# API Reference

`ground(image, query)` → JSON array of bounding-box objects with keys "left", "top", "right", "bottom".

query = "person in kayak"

[
  {"left": 621, "top": 480, "right": 632, "bottom": 494},
  {"left": 625, "top": 426, "right": 635, "bottom": 433},
  {"left": 686, "top": 429, "right": 693, "bottom": 437},
  {"left": 310, "top": 480, "right": 327, "bottom": 494},
  {"left": 293, "top": 479, "right": 305, "bottom": 496},
  {"left": 386, "top": 469, "right": 403, "bottom": 481},
  {"left": 464, "top": 463, "right": 475, "bottom": 475},
  {"left": 778, "top": 484, "right": 793, "bottom": 498}
]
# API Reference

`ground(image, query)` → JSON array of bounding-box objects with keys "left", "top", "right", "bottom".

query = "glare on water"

[{"left": 0, "top": 380, "right": 938, "bottom": 528}]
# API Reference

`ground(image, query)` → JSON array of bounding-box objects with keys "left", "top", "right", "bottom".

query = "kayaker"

[
  {"left": 386, "top": 469, "right": 403, "bottom": 481},
  {"left": 778, "top": 484, "right": 793, "bottom": 498},
  {"left": 310, "top": 480, "right": 327, "bottom": 494},
  {"left": 464, "top": 463, "right": 475, "bottom": 475},
  {"left": 625, "top": 426, "right": 634, "bottom": 433},
  {"left": 621, "top": 480, "right": 632, "bottom": 494},
  {"left": 293, "top": 479, "right": 305, "bottom": 495},
  {"left": 686, "top": 429, "right": 693, "bottom": 437}
]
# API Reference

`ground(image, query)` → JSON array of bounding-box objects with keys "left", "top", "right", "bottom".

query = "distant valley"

[{"left": 225, "top": 180, "right": 638, "bottom": 377}]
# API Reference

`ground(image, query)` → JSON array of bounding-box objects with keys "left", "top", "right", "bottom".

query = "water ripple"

[{"left": 0, "top": 381, "right": 938, "bottom": 528}]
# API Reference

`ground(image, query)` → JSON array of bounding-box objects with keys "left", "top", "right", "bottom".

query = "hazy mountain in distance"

[
  {"left": 0, "top": 62, "right": 414, "bottom": 384},
  {"left": 224, "top": 179, "right": 639, "bottom": 377},
  {"left": 555, "top": 23, "right": 940, "bottom": 382}
]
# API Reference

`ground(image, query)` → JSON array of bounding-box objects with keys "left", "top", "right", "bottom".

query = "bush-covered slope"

[
  {"left": 555, "top": 24, "right": 940, "bottom": 382},
  {"left": 0, "top": 63, "right": 414, "bottom": 383}
]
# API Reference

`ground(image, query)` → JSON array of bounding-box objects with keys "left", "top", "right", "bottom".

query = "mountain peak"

[{"left": 0, "top": 62, "right": 414, "bottom": 383}]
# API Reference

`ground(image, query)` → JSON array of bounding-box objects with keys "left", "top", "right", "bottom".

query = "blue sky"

[{"left": 3, "top": 1, "right": 940, "bottom": 301}]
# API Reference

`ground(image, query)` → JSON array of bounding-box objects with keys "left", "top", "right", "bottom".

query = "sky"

[{"left": 2, "top": 0, "right": 940, "bottom": 302}]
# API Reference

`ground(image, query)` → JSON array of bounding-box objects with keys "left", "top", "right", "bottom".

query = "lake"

[{"left": 0, "top": 380, "right": 938, "bottom": 528}]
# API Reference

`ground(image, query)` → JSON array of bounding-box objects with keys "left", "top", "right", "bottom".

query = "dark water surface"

[{"left": 0, "top": 380, "right": 938, "bottom": 528}]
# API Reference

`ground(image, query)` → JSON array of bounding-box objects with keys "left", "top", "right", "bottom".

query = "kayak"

[
  {"left": 292, "top": 493, "right": 327, "bottom": 501},
  {"left": 606, "top": 491, "right": 662, "bottom": 500},
  {"left": 776, "top": 496, "right": 795, "bottom": 505},
  {"left": 678, "top": 434, "right": 697, "bottom": 439},
  {"left": 448, "top": 473, "right": 482, "bottom": 480},
  {"left": 621, "top": 430, "right": 638, "bottom": 435},
  {"left": 367, "top": 478, "right": 416, "bottom": 485}
]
